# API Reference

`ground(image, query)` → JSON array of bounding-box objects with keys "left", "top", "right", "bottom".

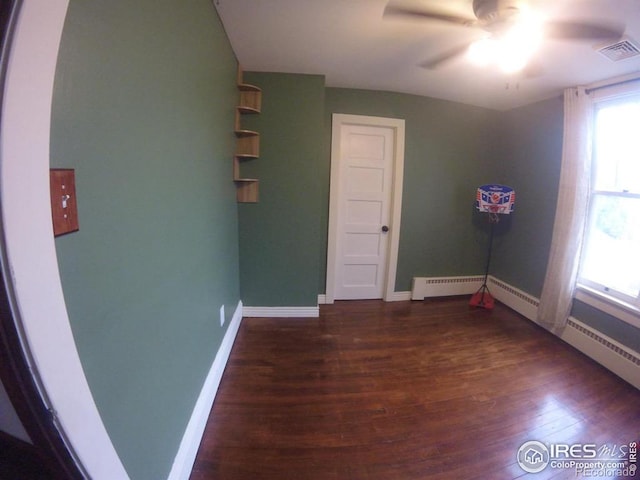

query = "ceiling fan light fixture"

[
  {"left": 507, "top": 14, "right": 543, "bottom": 50},
  {"left": 466, "top": 35, "right": 534, "bottom": 73},
  {"left": 467, "top": 37, "right": 499, "bottom": 66},
  {"left": 467, "top": 13, "right": 543, "bottom": 73}
]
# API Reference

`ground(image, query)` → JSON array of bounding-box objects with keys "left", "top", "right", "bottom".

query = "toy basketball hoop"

[
  {"left": 476, "top": 184, "right": 515, "bottom": 221},
  {"left": 471, "top": 185, "right": 515, "bottom": 309}
]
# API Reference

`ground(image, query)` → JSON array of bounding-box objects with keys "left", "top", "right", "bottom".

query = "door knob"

[{"left": 381, "top": 225, "right": 389, "bottom": 233}]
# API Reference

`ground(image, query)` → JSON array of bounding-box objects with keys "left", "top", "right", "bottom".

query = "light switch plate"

[{"left": 50, "top": 169, "right": 79, "bottom": 236}]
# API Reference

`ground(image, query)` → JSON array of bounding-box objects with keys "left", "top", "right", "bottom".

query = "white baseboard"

[
  {"left": 387, "top": 291, "right": 411, "bottom": 302},
  {"left": 243, "top": 306, "right": 319, "bottom": 318},
  {"left": 168, "top": 300, "right": 243, "bottom": 480},
  {"left": 319, "top": 292, "right": 410, "bottom": 304}
]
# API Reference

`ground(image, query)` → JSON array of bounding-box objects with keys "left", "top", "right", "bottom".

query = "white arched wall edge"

[{"left": 0, "top": 1, "right": 129, "bottom": 478}]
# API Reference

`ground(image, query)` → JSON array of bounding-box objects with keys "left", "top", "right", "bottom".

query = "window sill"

[{"left": 575, "top": 285, "right": 640, "bottom": 330}]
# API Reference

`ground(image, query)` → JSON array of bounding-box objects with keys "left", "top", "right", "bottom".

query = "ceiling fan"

[{"left": 384, "top": 0, "right": 625, "bottom": 73}]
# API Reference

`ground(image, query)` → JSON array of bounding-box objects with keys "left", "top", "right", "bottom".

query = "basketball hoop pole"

[
  {"left": 472, "top": 184, "right": 514, "bottom": 309},
  {"left": 470, "top": 213, "right": 498, "bottom": 309}
]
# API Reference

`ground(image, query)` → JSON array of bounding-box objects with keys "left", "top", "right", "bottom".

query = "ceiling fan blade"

[
  {"left": 384, "top": 3, "right": 475, "bottom": 27},
  {"left": 544, "top": 20, "right": 625, "bottom": 41},
  {"left": 418, "top": 41, "right": 475, "bottom": 69}
]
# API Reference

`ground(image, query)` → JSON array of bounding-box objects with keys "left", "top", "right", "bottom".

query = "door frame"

[
  {"left": 0, "top": 1, "right": 83, "bottom": 478},
  {"left": 325, "top": 114, "right": 405, "bottom": 304}
]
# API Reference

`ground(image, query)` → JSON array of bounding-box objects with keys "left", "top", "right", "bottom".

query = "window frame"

[{"left": 575, "top": 81, "right": 640, "bottom": 328}]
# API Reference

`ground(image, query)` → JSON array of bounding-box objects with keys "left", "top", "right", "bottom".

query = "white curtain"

[{"left": 536, "top": 87, "right": 594, "bottom": 335}]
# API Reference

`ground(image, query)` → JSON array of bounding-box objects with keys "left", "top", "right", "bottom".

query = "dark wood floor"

[{"left": 190, "top": 298, "right": 640, "bottom": 480}]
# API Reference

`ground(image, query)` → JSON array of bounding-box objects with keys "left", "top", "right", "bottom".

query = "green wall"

[
  {"left": 238, "top": 72, "right": 326, "bottom": 306},
  {"left": 324, "top": 88, "right": 503, "bottom": 292},
  {"left": 236, "top": 82, "right": 504, "bottom": 304},
  {"left": 50, "top": 1, "right": 240, "bottom": 478},
  {"left": 489, "top": 96, "right": 564, "bottom": 297}
]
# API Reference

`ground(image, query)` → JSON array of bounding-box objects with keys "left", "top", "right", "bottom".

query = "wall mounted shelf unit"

[{"left": 234, "top": 67, "right": 262, "bottom": 203}]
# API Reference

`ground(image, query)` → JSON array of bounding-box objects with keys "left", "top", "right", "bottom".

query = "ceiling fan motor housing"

[{"left": 473, "top": 0, "right": 521, "bottom": 23}]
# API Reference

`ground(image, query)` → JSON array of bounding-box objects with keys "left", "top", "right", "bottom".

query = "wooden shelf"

[
  {"left": 239, "top": 92, "right": 261, "bottom": 113},
  {"left": 233, "top": 152, "right": 258, "bottom": 178},
  {"left": 238, "top": 83, "right": 261, "bottom": 92},
  {"left": 233, "top": 66, "right": 262, "bottom": 203},
  {"left": 238, "top": 82, "right": 261, "bottom": 113},
  {"left": 235, "top": 134, "right": 259, "bottom": 158},
  {"left": 237, "top": 105, "right": 260, "bottom": 115},
  {"left": 235, "top": 179, "right": 259, "bottom": 203},
  {"left": 235, "top": 129, "right": 259, "bottom": 137}
]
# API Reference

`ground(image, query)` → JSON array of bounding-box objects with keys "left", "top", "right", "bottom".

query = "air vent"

[{"left": 597, "top": 37, "right": 640, "bottom": 62}]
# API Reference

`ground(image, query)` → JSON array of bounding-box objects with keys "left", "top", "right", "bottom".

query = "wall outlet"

[{"left": 219, "top": 305, "right": 225, "bottom": 327}]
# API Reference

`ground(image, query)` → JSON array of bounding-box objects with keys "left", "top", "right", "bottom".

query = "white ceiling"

[{"left": 214, "top": 0, "right": 640, "bottom": 111}]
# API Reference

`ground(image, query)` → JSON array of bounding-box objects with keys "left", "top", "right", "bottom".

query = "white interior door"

[{"left": 326, "top": 115, "right": 405, "bottom": 302}]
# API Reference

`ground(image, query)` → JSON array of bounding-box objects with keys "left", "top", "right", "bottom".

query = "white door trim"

[
  {"left": 1, "top": 1, "right": 128, "bottom": 477},
  {"left": 325, "top": 114, "right": 405, "bottom": 304}
]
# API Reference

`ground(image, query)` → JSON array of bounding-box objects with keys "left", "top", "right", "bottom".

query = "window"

[{"left": 578, "top": 94, "right": 640, "bottom": 309}]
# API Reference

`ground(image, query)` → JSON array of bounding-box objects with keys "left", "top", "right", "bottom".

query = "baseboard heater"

[
  {"left": 411, "top": 276, "right": 484, "bottom": 300},
  {"left": 561, "top": 319, "right": 640, "bottom": 389}
]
